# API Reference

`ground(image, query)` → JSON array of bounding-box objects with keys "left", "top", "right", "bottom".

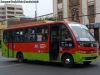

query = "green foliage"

[
  {"left": 37, "top": 14, "right": 60, "bottom": 21},
  {"left": 40, "top": 17, "right": 45, "bottom": 21},
  {"left": 45, "top": 17, "right": 49, "bottom": 20}
]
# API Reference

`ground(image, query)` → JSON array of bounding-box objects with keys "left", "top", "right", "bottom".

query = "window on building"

[
  {"left": 76, "top": 9, "right": 79, "bottom": 20},
  {"left": 88, "top": 5, "right": 95, "bottom": 18},
  {"left": 7, "top": 16, "right": 14, "bottom": 18},
  {"left": 58, "top": 11, "right": 63, "bottom": 20},
  {"left": 73, "top": 0, "right": 79, "bottom": 5},
  {"left": 16, "top": 12, "right": 23, "bottom": 14},
  {"left": 36, "top": 26, "right": 48, "bottom": 42},
  {"left": 58, "top": 0, "right": 62, "bottom": 4},
  {"left": 0, "top": 8, "right": 4, "bottom": 10},
  {"left": 16, "top": 8, "right": 22, "bottom": 10},
  {"left": 69, "top": 0, "right": 73, "bottom": 5},
  {"left": 7, "top": 7, "right": 14, "bottom": 10},
  {"left": 7, "top": 11, "right": 14, "bottom": 14},
  {"left": 69, "top": 0, "right": 79, "bottom": 6}
]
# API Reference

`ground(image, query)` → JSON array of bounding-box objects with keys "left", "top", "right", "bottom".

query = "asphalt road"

[{"left": 0, "top": 51, "right": 100, "bottom": 75}]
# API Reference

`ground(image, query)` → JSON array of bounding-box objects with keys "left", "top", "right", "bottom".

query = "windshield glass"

[{"left": 68, "top": 23, "right": 95, "bottom": 41}]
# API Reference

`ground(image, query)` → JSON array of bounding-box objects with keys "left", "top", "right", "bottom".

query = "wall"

[
  {"left": 63, "top": 0, "right": 68, "bottom": 20},
  {"left": 53, "top": 0, "right": 58, "bottom": 16},
  {"left": 95, "top": 0, "right": 100, "bottom": 23},
  {"left": 82, "top": 0, "right": 89, "bottom": 24}
]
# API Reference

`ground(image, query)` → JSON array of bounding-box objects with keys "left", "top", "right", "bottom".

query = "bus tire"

[
  {"left": 62, "top": 55, "right": 74, "bottom": 68},
  {"left": 17, "top": 53, "right": 24, "bottom": 63},
  {"left": 83, "top": 61, "right": 92, "bottom": 65}
]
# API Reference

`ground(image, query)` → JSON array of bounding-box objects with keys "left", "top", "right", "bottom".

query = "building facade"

[
  {"left": 0, "top": 4, "right": 24, "bottom": 22},
  {"left": 0, "top": 4, "right": 24, "bottom": 48},
  {"left": 53, "top": 0, "right": 100, "bottom": 42}
]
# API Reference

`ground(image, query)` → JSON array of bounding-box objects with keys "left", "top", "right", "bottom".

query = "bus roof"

[{"left": 4, "top": 20, "right": 78, "bottom": 30}]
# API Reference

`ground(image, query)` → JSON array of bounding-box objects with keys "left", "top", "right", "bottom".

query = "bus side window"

[
  {"left": 25, "top": 28, "right": 29, "bottom": 42},
  {"left": 14, "top": 29, "right": 20, "bottom": 42},
  {"left": 42, "top": 26, "right": 48, "bottom": 41},
  {"left": 3, "top": 30, "right": 8, "bottom": 42},
  {"left": 19, "top": 29, "right": 24, "bottom": 42},
  {"left": 29, "top": 28, "right": 36, "bottom": 41},
  {"left": 61, "top": 26, "right": 72, "bottom": 41},
  {"left": 36, "top": 26, "right": 48, "bottom": 42}
]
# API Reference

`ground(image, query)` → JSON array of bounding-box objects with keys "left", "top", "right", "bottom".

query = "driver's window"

[
  {"left": 61, "top": 25, "right": 72, "bottom": 41},
  {"left": 60, "top": 24, "right": 74, "bottom": 48}
]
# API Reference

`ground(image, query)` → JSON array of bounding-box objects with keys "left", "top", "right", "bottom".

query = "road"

[{"left": 0, "top": 51, "right": 100, "bottom": 75}]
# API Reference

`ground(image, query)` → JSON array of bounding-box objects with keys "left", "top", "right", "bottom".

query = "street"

[{"left": 0, "top": 51, "right": 100, "bottom": 75}]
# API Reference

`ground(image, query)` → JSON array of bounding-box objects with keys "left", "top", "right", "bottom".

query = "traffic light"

[{"left": 71, "top": 8, "right": 78, "bottom": 16}]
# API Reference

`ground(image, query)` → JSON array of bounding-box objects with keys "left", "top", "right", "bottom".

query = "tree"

[{"left": 45, "top": 16, "right": 49, "bottom": 20}]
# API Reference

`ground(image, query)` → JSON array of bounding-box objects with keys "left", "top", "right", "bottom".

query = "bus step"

[{"left": 52, "top": 60, "right": 60, "bottom": 62}]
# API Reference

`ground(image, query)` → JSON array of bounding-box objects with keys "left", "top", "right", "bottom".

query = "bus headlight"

[{"left": 79, "top": 50, "right": 86, "bottom": 54}]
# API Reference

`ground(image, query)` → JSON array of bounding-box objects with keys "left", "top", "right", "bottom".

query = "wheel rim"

[{"left": 65, "top": 58, "right": 71, "bottom": 64}]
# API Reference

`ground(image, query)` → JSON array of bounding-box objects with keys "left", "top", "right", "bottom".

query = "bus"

[{"left": 2, "top": 20, "right": 98, "bottom": 68}]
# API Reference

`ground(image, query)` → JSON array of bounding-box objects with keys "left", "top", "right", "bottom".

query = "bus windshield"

[{"left": 68, "top": 23, "right": 95, "bottom": 41}]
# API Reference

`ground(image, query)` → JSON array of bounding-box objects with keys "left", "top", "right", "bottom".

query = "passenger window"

[
  {"left": 36, "top": 26, "right": 48, "bottom": 42},
  {"left": 25, "top": 28, "right": 36, "bottom": 42},
  {"left": 19, "top": 29, "right": 24, "bottom": 42},
  {"left": 14, "top": 29, "right": 24, "bottom": 42},
  {"left": 14, "top": 29, "right": 20, "bottom": 42}
]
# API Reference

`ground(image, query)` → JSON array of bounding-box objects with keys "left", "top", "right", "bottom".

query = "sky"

[{"left": 0, "top": 0, "right": 53, "bottom": 17}]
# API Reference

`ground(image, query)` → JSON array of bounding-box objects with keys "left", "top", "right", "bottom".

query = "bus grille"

[{"left": 84, "top": 56, "right": 97, "bottom": 60}]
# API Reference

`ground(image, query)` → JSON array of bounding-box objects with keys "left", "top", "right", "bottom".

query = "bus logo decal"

[
  {"left": 35, "top": 44, "right": 38, "bottom": 48},
  {"left": 40, "top": 44, "right": 46, "bottom": 48}
]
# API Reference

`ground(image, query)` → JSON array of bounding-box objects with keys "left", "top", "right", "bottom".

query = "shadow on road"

[{"left": 5, "top": 60, "right": 98, "bottom": 69}]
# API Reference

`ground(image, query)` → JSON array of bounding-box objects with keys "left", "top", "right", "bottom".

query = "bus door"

[
  {"left": 3, "top": 30, "right": 9, "bottom": 57},
  {"left": 50, "top": 25, "right": 60, "bottom": 61},
  {"left": 7, "top": 30, "right": 14, "bottom": 58}
]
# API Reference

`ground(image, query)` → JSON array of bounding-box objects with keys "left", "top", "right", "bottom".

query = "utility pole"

[{"left": 35, "top": 0, "right": 37, "bottom": 21}]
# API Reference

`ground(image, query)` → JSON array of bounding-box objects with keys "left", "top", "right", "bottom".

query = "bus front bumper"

[{"left": 72, "top": 51, "right": 98, "bottom": 62}]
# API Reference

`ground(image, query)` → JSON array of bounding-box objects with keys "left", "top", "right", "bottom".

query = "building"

[
  {"left": 0, "top": 4, "right": 24, "bottom": 21},
  {"left": 0, "top": 4, "right": 24, "bottom": 48},
  {"left": 53, "top": 0, "right": 100, "bottom": 42}
]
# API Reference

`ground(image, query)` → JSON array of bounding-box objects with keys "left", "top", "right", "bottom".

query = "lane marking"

[{"left": 0, "top": 64, "right": 22, "bottom": 68}]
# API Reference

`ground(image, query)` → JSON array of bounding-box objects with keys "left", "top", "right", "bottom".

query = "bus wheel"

[
  {"left": 83, "top": 61, "right": 92, "bottom": 65},
  {"left": 62, "top": 55, "right": 74, "bottom": 68},
  {"left": 17, "top": 53, "right": 24, "bottom": 63}
]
